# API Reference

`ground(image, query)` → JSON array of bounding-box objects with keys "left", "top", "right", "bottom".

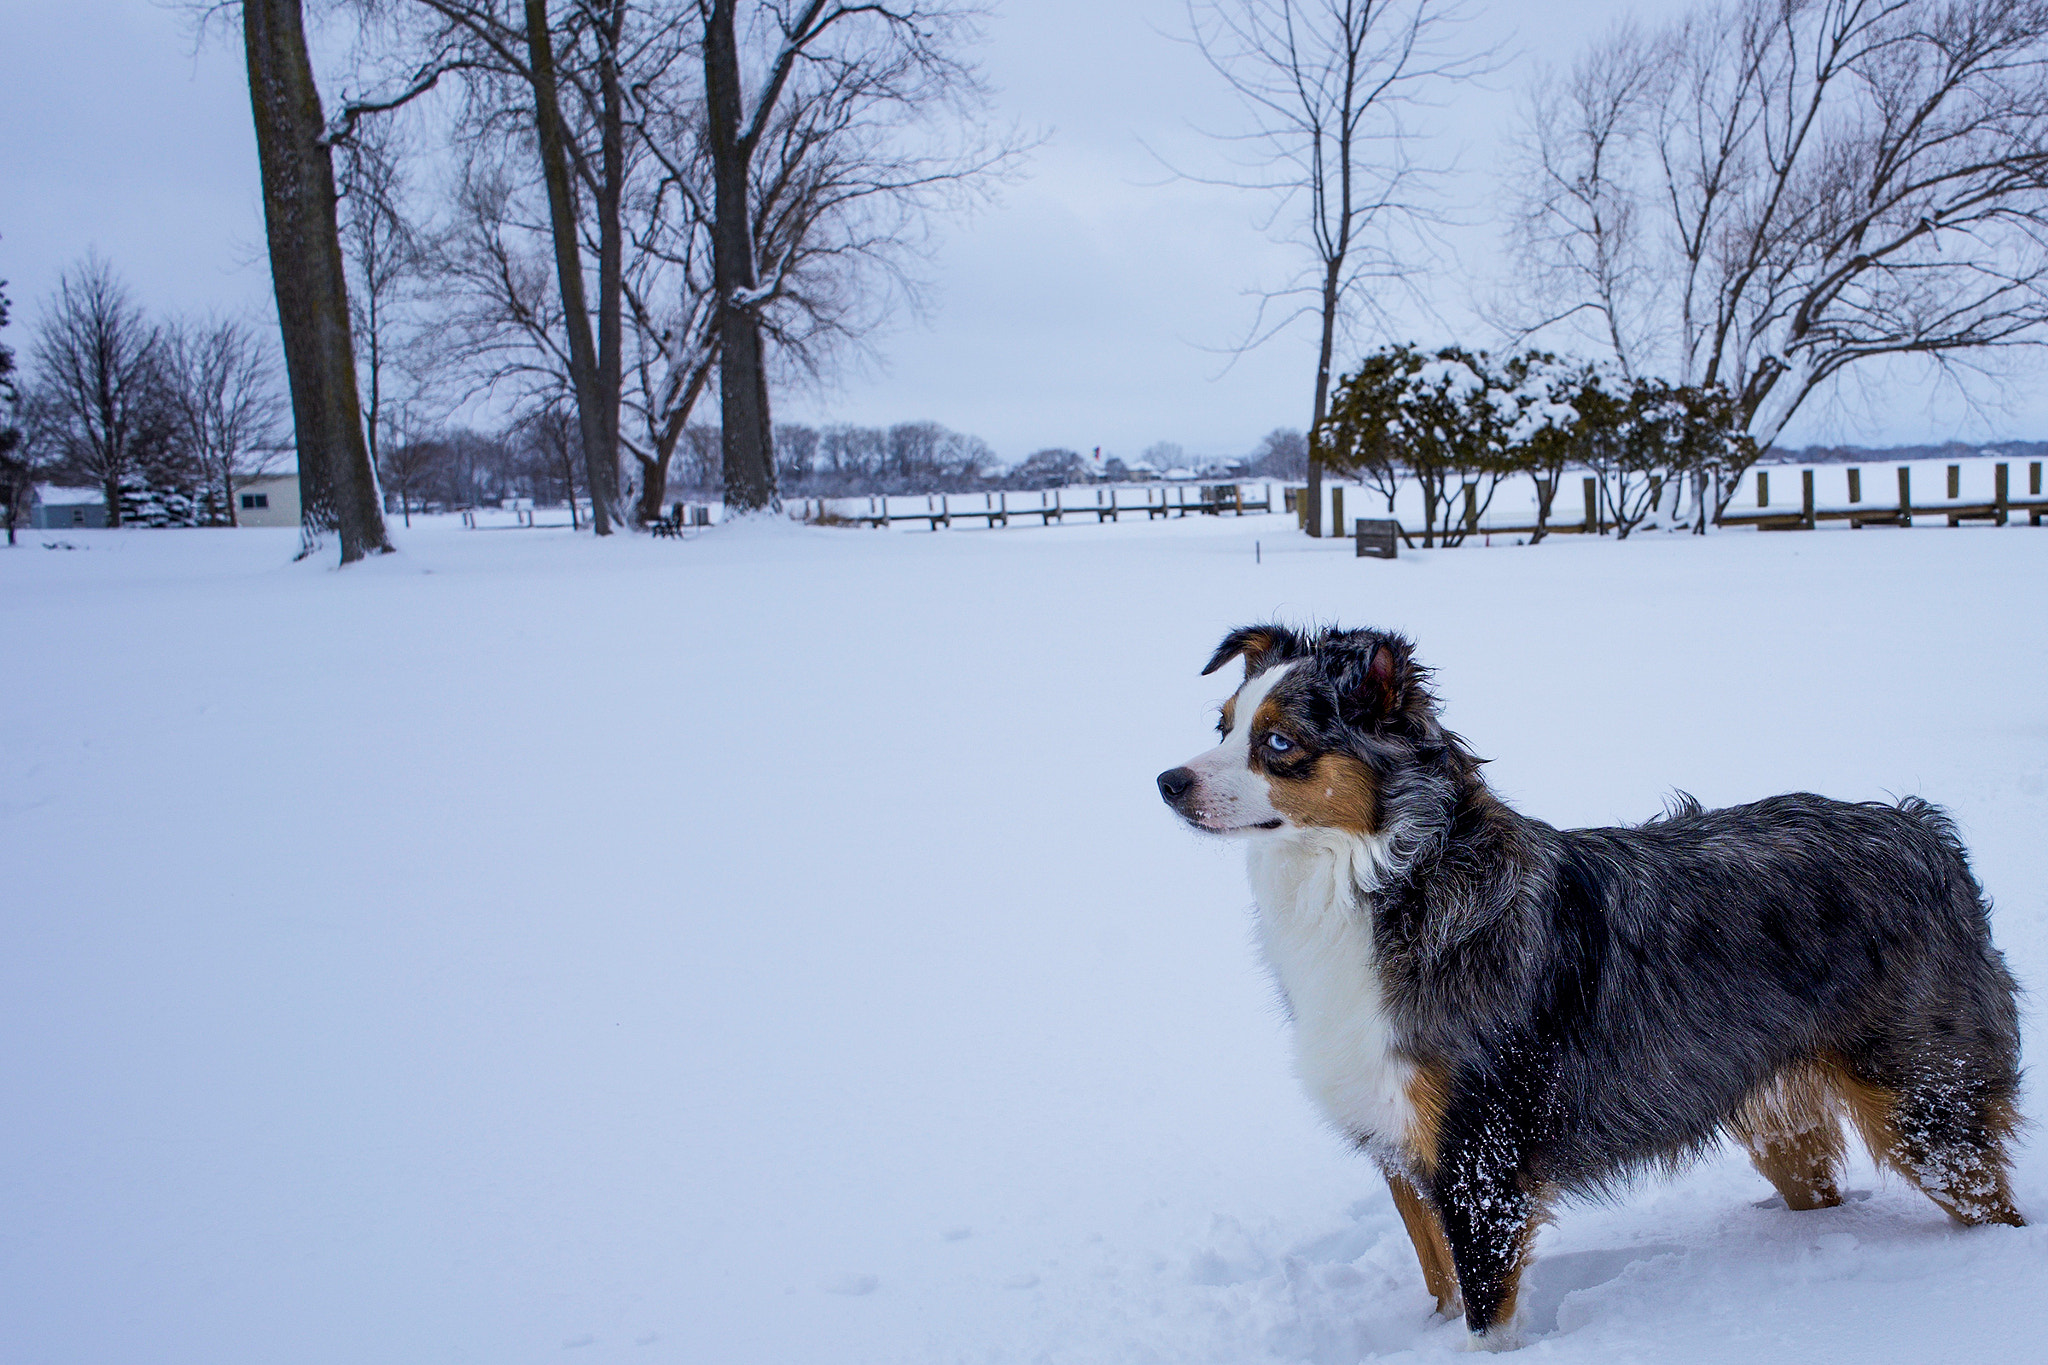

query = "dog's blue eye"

[{"left": 1265, "top": 733, "right": 1294, "bottom": 753}]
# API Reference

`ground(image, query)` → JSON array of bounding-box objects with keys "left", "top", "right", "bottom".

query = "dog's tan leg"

[
  {"left": 1823, "top": 1058, "right": 2026, "bottom": 1228},
  {"left": 1386, "top": 1172, "right": 1460, "bottom": 1316},
  {"left": 1730, "top": 1064, "right": 1846, "bottom": 1211}
]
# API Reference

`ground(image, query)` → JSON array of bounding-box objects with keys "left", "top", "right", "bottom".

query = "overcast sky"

[{"left": 4, "top": 0, "right": 2044, "bottom": 463}]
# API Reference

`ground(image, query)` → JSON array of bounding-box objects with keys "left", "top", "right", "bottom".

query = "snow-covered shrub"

[{"left": 1320, "top": 344, "right": 1751, "bottom": 541}]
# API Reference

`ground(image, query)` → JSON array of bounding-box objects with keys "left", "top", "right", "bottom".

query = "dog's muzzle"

[{"left": 1157, "top": 766, "right": 1198, "bottom": 814}]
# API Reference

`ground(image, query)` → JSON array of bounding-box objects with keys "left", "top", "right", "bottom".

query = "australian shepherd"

[{"left": 1157, "top": 624, "right": 2024, "bottom": 1349}]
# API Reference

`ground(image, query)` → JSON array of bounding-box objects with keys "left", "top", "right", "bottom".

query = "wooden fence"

[
  {"left": 1322, "top": 460, "right": 2048, "bottom": 544},
  {"left": 1714, "top": 461, "right": 2047, "bottom": 530},
  {"left": 795, "top": 483, "right": 1277, "bottom": 530}
]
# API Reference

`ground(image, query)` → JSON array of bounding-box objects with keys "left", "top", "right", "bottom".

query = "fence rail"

[
  {"left": 1713, "top": 460, "right": 2048, "bottom": 530},
  {"left": 1327, "top": 460, "right": 2047, "bottom": 544},
  {"left": 797, "top": 483, "right": 1277, "bottom": 529}
]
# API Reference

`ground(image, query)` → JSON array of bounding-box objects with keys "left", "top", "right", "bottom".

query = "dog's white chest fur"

[{"left": 1248, "top": 832, "right": 1416, "bottom": 1160}]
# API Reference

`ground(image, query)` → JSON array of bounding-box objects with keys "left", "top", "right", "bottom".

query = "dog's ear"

[
  {"left": 1201, "top": 625, "right": 1301, "bottom": 678},
  {"left": 1335, "top": 634, "right": 1422, "bottom": 730}
]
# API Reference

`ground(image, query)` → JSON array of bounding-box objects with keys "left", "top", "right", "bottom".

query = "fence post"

[
  {"left": 1847, "top": 467, "right": 1862, "bottom": 503},
  {"left": 1802, "top": 468, "right": 1815, "bottom": 529},
  {"left": 1332, "top": 487, "right": 1346, "bottom": 542},
  {"left": 1948, "top": 464, "right": 1961, "bottom": 499},
  {"left": 1757, "top": 470, "right": 1769, "bottom": 507},
  {"left": 1995, "top": 463, "right": 2010, "bottom": 526},
  {"left": 2033, "top": 461, "right": 2044, "bottom": 497},
  {"left": 1583, "top": 476, "right": 1598, "bottom": 533},
  {"left": 1898, "top": 466, "right": 1912, "bottom": 526}
]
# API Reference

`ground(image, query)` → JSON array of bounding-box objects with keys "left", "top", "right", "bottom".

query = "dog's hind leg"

[
  {"left": 1386, "top": 1171, "right": 1460, "bottom": 1317},
  {"left": 1729, "top": 1063, "right": 1846, "bottom": 1211},
  {"left": 1826, "top": 1055, "right": 2025, "bottom": 1228}
]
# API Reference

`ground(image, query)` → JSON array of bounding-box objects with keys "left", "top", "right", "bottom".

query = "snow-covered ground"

[{"left": 3, "top": 513, "right": 2045, "bottom": 1364}]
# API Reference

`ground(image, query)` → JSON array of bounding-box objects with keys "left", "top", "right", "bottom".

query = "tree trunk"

[
  {"left": 1305, "top": 266, "right": 1341, "bottom": 538},
  {"left": 634, "top": 361, "right": 715, "bottom": 525},
  {"left": 243, "top": 0, "right": 392, "bottom": 564},
  {"left": 704, "top": 0, "right": 776, "bottom": 513},
  {"left": 363, "top": 272, "right": 382, "bottom": 485},
  {"left": 523, "top": 0, "right": 619, "bottom": 535},
  {"left": 596, "top": 2, "right": 626, "bottom": 523}
]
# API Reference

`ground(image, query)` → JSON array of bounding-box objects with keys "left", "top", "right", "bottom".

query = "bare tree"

[
  {"left": 393, "top": 1, "right": 705, "bottom": 529},
  {"left": 29, "top": 255, "right": 164, "bottom": 528},
  {"left": 435, "top": 159, "right": 573, "bottom": 395},
  {"left": 1248, "top": 426, "right": 1310, "bottom": 478},
  {"left": 244, "top": 0, "right": 395, "bottom": 561},
  {"left": 377, "top": 430, "right": 446, "bottom": 523},
  {"left": 163, "top": 316, "right": 290, "bottom": 526},
  {"left": 410, "top": 1, "right": 1013, "bottom": 523},
  {"left": 1509, "top": 0, "right": 2048, "bottom": 514},
  {"left": 521, "top": 0, "right": 625, "bottom": 530},
  {"left": 1183, "top": 0, "right": 1487, "bottom": 535},
  {"left": 0, "top": 280, "right": 38, "bottom": 545},
  {"left": 1500, "top": 30, "right": 1660, "bottom": 377},
  {"left": 337, "top": 119, "right": 436, "bottom": 484},
  {"left": 693, "top": 0, "right": 1022, "bottom": 512},
  {"left": 429, "top": 70, "right": 711, "bottom": 526},
  {"left": 391, "top": 0, "right": 650, "bottom": 532},
  {"left": 512, "top": 398, "right": 584, "bottom": 524}
]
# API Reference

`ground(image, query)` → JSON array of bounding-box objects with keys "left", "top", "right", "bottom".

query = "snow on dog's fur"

[{"left": 1158, "top": 624, "right": 2026, "bottom": 1350}]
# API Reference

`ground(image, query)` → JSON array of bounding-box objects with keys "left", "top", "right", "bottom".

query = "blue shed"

[{"left": 29, "top": 485, "right": 109, "bottom": 529}]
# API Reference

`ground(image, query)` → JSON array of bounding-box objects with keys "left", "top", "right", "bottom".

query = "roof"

[{"left": 34, "top": 484, "right": 104, "bottom": 507}]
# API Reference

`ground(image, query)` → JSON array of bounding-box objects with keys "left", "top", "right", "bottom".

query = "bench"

[{"left": 1355, "top": 517, "right": 1399, "bottom": 560}]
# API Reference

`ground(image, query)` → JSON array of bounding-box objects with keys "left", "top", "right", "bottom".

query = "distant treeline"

[{"left": 371, "top": 421, "right": 1314, "bottom": 513}]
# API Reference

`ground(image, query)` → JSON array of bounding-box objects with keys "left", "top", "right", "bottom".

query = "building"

[
  {"left": 232, "top": 473, "right": 301, "bottom": 528},
  {"left": 29, "top": 485, "right": 107, "bottom": 529}
]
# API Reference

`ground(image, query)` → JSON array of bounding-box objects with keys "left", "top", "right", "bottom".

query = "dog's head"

[{"left": 1155, "top": 624, "right": 1443, "bottom": 838}]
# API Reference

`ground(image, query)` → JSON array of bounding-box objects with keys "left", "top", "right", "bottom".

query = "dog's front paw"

[{"left": 1460, "top": 1323, "right": 1524, "bottom": 1353}]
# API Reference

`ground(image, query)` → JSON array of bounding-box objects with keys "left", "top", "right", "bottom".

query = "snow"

[{"left": 3, "top": 513, "right": 2046, "bottom": 1364}]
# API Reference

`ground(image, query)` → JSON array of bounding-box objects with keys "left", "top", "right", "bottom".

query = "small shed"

[
  {"left": 233, "top": 474, "right": 301, "bottom": 528},
  {"left": 30, "top": 485, "right": 108, "bottom": 529}
]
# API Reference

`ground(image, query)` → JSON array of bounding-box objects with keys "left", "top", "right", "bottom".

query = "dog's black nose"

[{"left": 1157, "top": 767, "right": 1196, "bottom": 804}]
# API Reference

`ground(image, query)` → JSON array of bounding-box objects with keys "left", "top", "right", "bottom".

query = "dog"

[{"left": 1157, "top": 624, "right": 2024, "bottom": 1349}]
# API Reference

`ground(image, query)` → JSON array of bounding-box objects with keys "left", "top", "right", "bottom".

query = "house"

[
  {"left": 232, "top": 473, "right": 301, "bottom": 528},
  {"left": 29, "top": 485, "right": 107, "bottom": 529}
]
